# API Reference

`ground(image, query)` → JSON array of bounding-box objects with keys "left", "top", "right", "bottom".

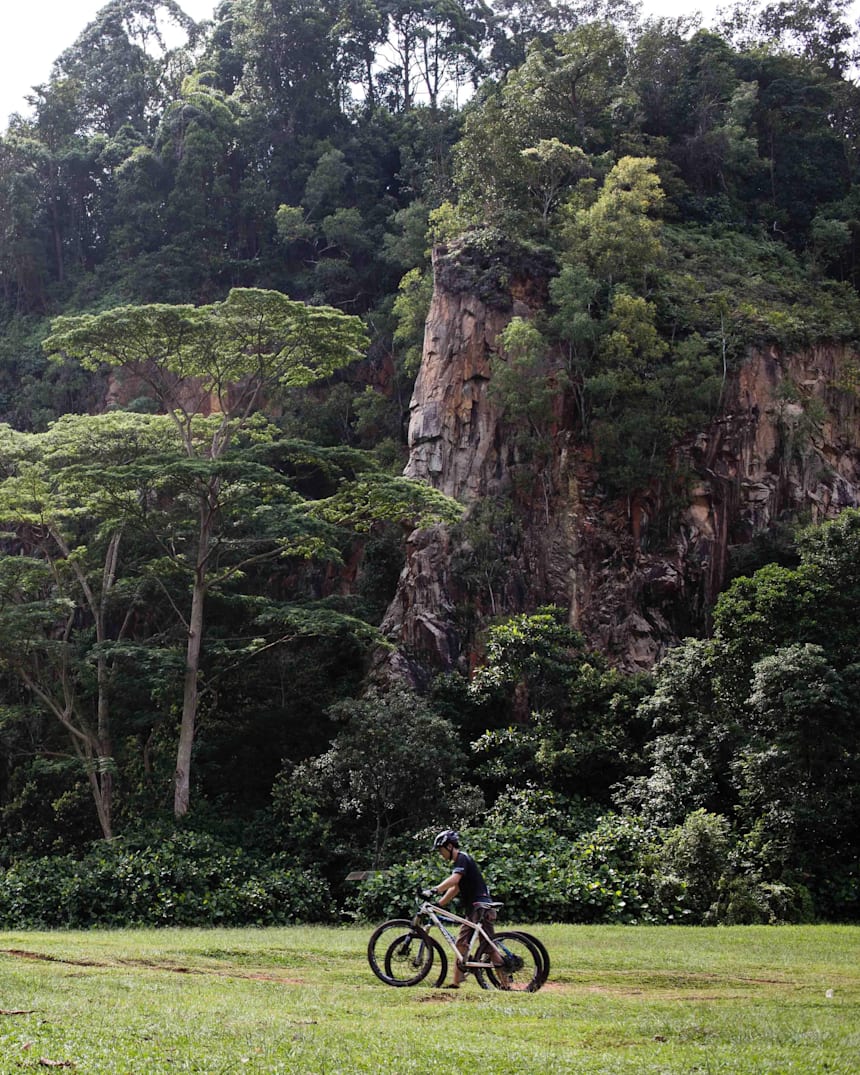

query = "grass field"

[{"left": 0, "top": 924, "right": 857, "bottom": 1073}]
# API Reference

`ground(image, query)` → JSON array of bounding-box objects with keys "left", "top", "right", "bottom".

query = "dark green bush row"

[
  {"left": 0, "top": 832, "right": 333, "bottom": 929},
  {"left": 0, "top": 815, "right": 829, "bottom": 929}
]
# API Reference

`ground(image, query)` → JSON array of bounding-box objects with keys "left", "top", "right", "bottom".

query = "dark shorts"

[{"left": 457, "top": 904, "right": 497, "bottom": 950}]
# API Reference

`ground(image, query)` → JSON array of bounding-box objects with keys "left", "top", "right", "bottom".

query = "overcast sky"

[
  {"left": 0, "top": 0, "right": 819, "bottom": 133},
  {"left": 0, "top": 0, "right": 216, "bottom": 128}
]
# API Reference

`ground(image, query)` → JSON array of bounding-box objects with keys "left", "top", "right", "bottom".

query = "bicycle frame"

[{"left": 411, "top": 899, "right": 503, "bottom": 971}]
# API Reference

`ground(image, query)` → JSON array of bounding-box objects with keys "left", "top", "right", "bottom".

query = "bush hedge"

[
  {"left": 0, "top": 815, "right": 819, "bottom": 928},
  {"left": 349, "top": 811, "right": 816, "bottom": 926},
  {"left": 0, "top": 831, "right": 333, "bottom": 929}
]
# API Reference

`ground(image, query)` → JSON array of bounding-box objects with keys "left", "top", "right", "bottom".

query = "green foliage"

[
  {"left": 0, "top": 831, "right": 333, "bottom": 928},
  {"left": 569, "top": 156, "right": 665, "bottom": 289},
  {"left": 468, "top": 607, "right": 650, "bottom": 802},
  {"left": 489, "top": 317, "right": 568, "bottom": 457},
  {"left": 659, "top": 810, "right": 734, "bottom": 922},
  {"left": 392, "top": 267, "right": 433, "bottom": 376},
  {"left": 272, "top": 687, "right": 482, "bottom": 872},
  {"left": 309, "top": 474, "right": 463, "bottom": 532},
  {"left": 626, "top": 512, "right": 860, "bottom": 920},
  {"left": 715, "top": 875, "right": 816, "bottom": 926},
  {"left": 352, "top": 810, "right": 692, "bottom": 925}
]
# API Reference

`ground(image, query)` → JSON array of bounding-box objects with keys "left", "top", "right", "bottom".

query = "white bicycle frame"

[{"left": 413, "top": 899, "right": 504, "bottom": 971}]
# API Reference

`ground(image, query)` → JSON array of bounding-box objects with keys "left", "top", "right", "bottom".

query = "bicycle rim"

[
  {"left": 384, "top": 928, "right": 449, "bottom": 984},
  {"left": 483, "top": 931, "right": 544, "bottom": 992}
]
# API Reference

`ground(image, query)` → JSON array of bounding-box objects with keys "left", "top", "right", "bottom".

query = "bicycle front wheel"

[
  {"left": 384, "top": 932, "right": 448, "bottom": 987},
  {"left": 476, "top": 931, "right": 544, "bottom": 993},
  {"left": 367, "top": 919, "right": 414, "bottom": 984}
]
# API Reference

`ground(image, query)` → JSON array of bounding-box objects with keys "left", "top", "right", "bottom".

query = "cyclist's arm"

[{"left": 434, "top": 870, "right": 463, "bottom": 906}]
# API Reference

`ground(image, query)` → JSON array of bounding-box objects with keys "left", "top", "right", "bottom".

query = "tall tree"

[
  {"left": 42, "top": 0, "right": 199, "bottom": 138},
  {"left": 43, "top": 288, "right": 369, "bottom": 817},
  {"left": 0, "top": 413, "right": 180, "bottom": 839}
]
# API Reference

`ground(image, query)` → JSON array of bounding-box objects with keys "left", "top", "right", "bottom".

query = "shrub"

[
  {"left": 660, "top": 810, "right": 734, "bottom": 923},
  {"left": 716, "top": 876, "right": 815, "bottom": 924},
  {"left": 0, "top": 832, "right": 333, "bottom": 928}
]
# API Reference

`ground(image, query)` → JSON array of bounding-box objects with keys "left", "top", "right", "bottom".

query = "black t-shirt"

[{"left": 452, "top": 850, "right": 491, "bottom": 907}]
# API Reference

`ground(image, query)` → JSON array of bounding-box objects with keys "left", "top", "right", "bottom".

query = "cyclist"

[{"left": 430, "top": 829, "right": 505, "bottom": 988}]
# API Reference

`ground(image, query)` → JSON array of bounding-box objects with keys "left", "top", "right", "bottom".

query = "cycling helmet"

[{"left": 433, "top": 829, "right": 460, "bottom": 850}]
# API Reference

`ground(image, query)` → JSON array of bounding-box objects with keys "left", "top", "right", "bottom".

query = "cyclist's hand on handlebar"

[{"left": 421, "top": 887, "right": 438, "bottom": 899}]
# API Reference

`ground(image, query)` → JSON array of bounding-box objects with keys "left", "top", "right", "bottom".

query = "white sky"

[{"left": 0, "top": 0, "right": 216, "bottom": 129}]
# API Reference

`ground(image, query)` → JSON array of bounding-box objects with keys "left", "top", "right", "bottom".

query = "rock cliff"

[{"left": 382, "top": 249, "right": 860, "bottom": 674}]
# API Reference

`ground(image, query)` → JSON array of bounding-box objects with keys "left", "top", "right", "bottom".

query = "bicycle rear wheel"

[
  {"left": 384, "top": 932, "right": 448, "bottom": 987},
  {"left": 505, "top": 930, "right": 550, "bottom": 985},
  {"left": 476, "top": 931, "right": 543, "bottom": 993}
]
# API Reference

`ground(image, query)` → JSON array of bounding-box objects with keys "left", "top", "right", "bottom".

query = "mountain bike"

[{"left": 367, "top": 889, "right": 549, "bottom": 992}]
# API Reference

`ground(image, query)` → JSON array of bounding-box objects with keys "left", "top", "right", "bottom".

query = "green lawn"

[{"left": 0, "top": 924, "right": 857, "bottom": 1073}]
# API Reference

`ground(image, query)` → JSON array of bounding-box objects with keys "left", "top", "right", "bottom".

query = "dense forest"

[{"left": 0, "top": 0, "right": 859, "bottom": 927}]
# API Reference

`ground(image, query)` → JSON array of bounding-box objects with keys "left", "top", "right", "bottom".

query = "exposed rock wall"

[{"left": 382, "top": 257, "right": 860, "bottom": 674}]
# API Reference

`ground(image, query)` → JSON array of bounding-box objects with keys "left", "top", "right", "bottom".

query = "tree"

[
  {"left": 467, "top": 607, "right": 649, "bottom": 802},
  {"left": 43, "top": 289, "right": 369, "bottom": 817},
  {"left": 627, "top": 512, "right": 860, "bottom": 915},
  {"left": 274, "top": 686, "right": 473, "bottom": 868},
  {"left": 547, "top": 262, "right": 603, "bottom": 432},
  {"left": 737, "top": 642, "right": 859, "bottom": 882},
  {"left": 453, "top": 22, "right": 628, "bottom": 232},
  {"left": 571, "top": 155, "right": 665, "bottom": 290},
  {"left": 585, "top": 289, "right": 669, "bottom": 495},
  {"left": 520, "top": 138, "right": 590, "bottom": 224},
  {"left": 0, "top": 136, "right": 50, "bottom": 312},
  {"left": 489, "top": 316, "right": 568, "bottom": 475},
  {"left": 376, "top": 0, "right": 493, "bottom": 111},
  {"left": 154, "top": 73, "right": 242, "bottom": 288},
  {"left": 225, "top": 0, "right": 345, "bottom": 137},
  {"left": 36, "top": 0, "right": 199, "bottom": 138},
  {"left": 0, "top": 413, "right": 181, "bottom": 839},
  {"left": 619, "top": 637, "right": 738, "bottom": 826},
  {"left": 756, "top": 0, "right": 858, "bottom": 77}
]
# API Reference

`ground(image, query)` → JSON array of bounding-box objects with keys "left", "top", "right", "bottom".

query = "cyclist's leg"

[
  {"left": 478, "top": 906, "right": 511, "bottom": 986},
  {"left": 451, "top": 913, "right": 476, "bottom": 986}
]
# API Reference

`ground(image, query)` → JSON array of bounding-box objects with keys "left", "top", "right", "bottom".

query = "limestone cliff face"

[{"left": 382, "top": 254, "right": 860, "bottom": 674}]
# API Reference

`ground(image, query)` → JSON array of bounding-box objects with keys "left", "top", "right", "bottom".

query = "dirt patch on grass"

[{"left": 1, "top": 948, "right": 304, "bottom": 984}]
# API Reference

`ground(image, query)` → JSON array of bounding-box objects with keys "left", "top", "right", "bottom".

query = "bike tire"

[
  {"left": 384, "top": 932, "right": 448, "bottom": 988},
  {"left": 475, "top": 930, "right": 544, "bottom": 993},
  {"left": 381, "top": 930, "right": 435, "bottom": 986},
  {"left": 366, "top": 918, "right": 415, "bottom": 984},
  {"left": 505, "top": 930, "right": 550, "bottom": 985}
]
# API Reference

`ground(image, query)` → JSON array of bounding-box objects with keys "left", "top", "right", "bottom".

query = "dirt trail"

[{"left": 0, "top": 948, "right": 304, "bottom": 983}]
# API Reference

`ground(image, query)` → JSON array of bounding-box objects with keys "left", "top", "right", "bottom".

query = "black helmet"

[{"left": 433, "top": 829, "right": 460, "bottom": 850}]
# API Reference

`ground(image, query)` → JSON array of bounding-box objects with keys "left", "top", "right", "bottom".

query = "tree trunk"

[
  {"left": 94, "top": 658, "right": 114, "bottom": 840},
  {"left": 86, "top": 755, "right": 114, "bottom": 841},
  {"left": 174, "top": 494, "right": 213, "bottom": 817},
  {"left": 174, "top": 574, "right": 206, "bottom": 817}
]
